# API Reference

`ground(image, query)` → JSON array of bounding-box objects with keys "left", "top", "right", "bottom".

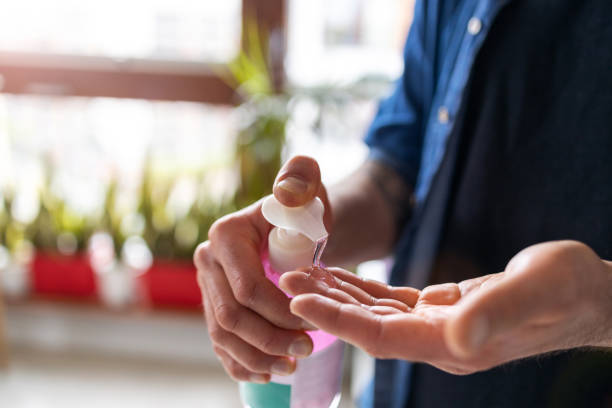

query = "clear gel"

[
  {"left": 312, "top": 236, "right": 327, "bottom": 268},
  {"left": 310, "top": 236, "right": 337, "bottom": 288}
]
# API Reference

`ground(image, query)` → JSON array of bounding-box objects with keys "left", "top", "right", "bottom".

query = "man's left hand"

[{"left": 279, "top": 240, "right": 612, "bottom": 374}]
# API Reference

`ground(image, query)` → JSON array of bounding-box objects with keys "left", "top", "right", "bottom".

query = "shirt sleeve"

[{"left": 365, "top": 0, "right": 432, "bottom": 189}]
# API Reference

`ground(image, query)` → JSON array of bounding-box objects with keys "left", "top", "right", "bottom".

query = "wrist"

[{"left": 323, "top": 167, "right": 398, "bottom": 266}]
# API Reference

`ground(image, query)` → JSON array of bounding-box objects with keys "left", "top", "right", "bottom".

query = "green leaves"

[{"left": 223, "top": 19, "right": 274, "bottom": 99}]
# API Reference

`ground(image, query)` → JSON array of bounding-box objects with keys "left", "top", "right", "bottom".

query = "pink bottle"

[{"left": 239, "top": 196, "right": 344, "bottom": 408}]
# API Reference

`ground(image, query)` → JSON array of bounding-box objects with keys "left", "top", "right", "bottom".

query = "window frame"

[{"left": 0, "top": 0, "right": 285, "bottom": 104}]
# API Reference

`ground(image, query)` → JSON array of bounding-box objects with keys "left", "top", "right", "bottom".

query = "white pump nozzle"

[{"left": 261, "top": 195, "right": 327, "bottom": 242}]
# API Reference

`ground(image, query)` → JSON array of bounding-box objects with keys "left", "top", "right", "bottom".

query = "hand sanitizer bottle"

[{"left": 239, "top": 195, "right": 344, "bottom": 408}]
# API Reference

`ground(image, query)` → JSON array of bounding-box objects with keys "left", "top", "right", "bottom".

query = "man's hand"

[
  {"left": 280, "top": 240, "right": 612, "bottom": 374},
  {"left": 194, "top": 156, "right": 331, "bottom": 383}
]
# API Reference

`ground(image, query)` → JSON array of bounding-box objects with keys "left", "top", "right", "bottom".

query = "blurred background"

[{"left": 0, "top": 0, "right": 414, "bottom": 406}]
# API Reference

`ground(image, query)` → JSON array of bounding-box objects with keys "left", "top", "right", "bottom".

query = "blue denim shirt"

[
  {"left": 363, "top": 0, "right": 512, "bottom": 407},
  {"left": 366, "top": 0, "right": 512, "bottom": 203}
]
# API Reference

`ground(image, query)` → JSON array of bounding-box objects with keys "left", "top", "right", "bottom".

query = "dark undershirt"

[{"left": 407, "top": 0, "right": 612, "bottom": 407}]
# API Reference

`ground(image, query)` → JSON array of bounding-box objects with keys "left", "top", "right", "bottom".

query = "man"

[{"left": 195, "top": 0, "right": 612, "bottom": 406}]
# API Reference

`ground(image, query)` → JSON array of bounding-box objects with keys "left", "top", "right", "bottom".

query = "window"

[
  {"left": 0, "top": 0, "right": 415, "bottom": 312},
  {"left": 0, "top": 0, "right": 412, "bottom": 257},
  {"left": 0, "top": 0, "right": 242, "bottom": 63},
  {"left": 287, "top": 0, "right": 413, "bottom": 86},
  {"left": 0, "top": 0, "right": 285, "bottom": 267},
  {"left": 0, "top": 0, "right": 284, "bottom": 103}
]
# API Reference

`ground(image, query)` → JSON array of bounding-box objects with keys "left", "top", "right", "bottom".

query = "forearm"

[{"left": 323, "top": 159, "right": 414, "bottom": 267}]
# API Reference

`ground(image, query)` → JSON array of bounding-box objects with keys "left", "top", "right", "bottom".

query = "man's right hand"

[{"left": 194, "top": 156, "right": 331, "bottom": 383}]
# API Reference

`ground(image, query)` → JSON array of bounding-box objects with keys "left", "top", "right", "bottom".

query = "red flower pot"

[
  {"left": 31, "top": 252, "right": 97, "bottom": 298},
  {"left": 141, "top": 259, "right": 201, "bottom": 309}
]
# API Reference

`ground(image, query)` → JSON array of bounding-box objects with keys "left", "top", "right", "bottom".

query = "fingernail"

[
  {"left": 277, "top": 177, "right": 308, "bottom": 195},
  {"left": 249, "top": 374, "right": 269, "bottom": 384},
  {"left": 271, "top": 359, "right": 294, "bottom": 376},
  {"left": 288, "top": 337, "right": 312, "bottom": 358},
  {"left": 468, "top": 315, "right": 489, "bottom": 350}
]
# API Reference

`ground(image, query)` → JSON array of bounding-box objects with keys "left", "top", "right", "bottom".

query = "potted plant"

[
  {"left": 0, "top": 190, "right": 33, "bottom": 299},
  {"left": 135, "top": 159, "right": 207, "bottom": 309},
  {"left": 28, "top": 164, "right": 97, "bottom": 299}
]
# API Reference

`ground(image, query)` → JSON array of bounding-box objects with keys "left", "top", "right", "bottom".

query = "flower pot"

[
  {"left": 1, "top": 262, "right": 30, "bottom": 299},
  {"left": 141, "top": 259, "right": 201, "bottom": 309},
  {"left": 95, "top": 262, "right": 142, "bottom": 310},
  {"left": 31, "top": 252, "right": 97, "bottom": 298}
]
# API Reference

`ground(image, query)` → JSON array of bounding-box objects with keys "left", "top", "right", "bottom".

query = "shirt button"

[
  {"left": 467, "top": 17, "right": 482, "bottom": 35},
  {"left": 438, "top": 106, "right": 450, "bottom": 124}
]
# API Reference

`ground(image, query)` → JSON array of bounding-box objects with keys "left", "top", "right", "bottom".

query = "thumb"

[
  {"left": 273, "top": 155, "right": 333, "bottom": 235},
  {"left": 273, "top": 155, "right": 323, "bottom": 207}
]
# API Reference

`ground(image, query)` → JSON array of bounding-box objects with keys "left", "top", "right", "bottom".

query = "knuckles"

[
  {"left": 233, "top": 275, "right": 257, "bottom": 308},
  {"left": 208, "top": 215, "right": 243, "bottom": 245},
  {"left": 210, "top": 324, "right": 271, "bottom": 375},
  {"left": 195, "top": 212, "right": 251, "bottom": 271},
  {"left": 212, "top": 345, "right": 226, "bottom": 361},
  {"left": 194, "top": 242, "right": 213, "bottom": 293},
  {"left": 226, "top": 358, "right": 250, "bottom": 381},
  {"left": 254, "top": 331, "right": 279, "bottom": 355},
  {"left": 242, "top": 352, "right": 269, "bottom": 373},
  {"left": 211, "top": 302, "right": 280, "bottom": 356},
  {"left": 214, "top": 302, "right": 241, "bottom": 332},
  {"left": 208, "top": 322, "right": 228, "bottom": 344},
  {"left": 212, "top": 346, "right": 246, "bottom": 381},
  {"left": 193, "top": 241, "right": 212, "bottom": 270}
]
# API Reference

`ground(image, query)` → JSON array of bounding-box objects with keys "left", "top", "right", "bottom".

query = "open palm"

[{"left": 279, "top": 241, "right": 610, "bottom": 374}]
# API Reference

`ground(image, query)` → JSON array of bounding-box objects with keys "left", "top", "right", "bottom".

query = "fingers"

[
  {"left": 290, "top": 293, "right": 386, "bottom": 356},
  {"left": 290, "top": 293, "right": 433, "bottom": 359},
  {"left": 215, "top": 347, "right": 269, "bottom": 383},
  {"left": 327, "top": 267, "right": 420, "bottom": 307},
  {"left": 279, "top": 270, "right": 362, "bottom": 306},
  {"left": 417, "top": 283, "right": 461, "bottom": 306},
  {"left": 203, "top": 291, "right": 268, "bottom": 382},
  {"left": 456, "top": 273, "right": 502, "bottom": 296},
  {"left": 210, "top": 313, "right": 298, "bottom": 375},
  {"left": 273, "top": 156, "right": 322, "bottom": 207},
  {"left": 206, "top": 214, "right": 308, "bottom": 331},
  {"left": 202, "top": 255, "right": 313, "bottom": 358},
  {"left": 203, "top": 283, "right": 299, "bottom": 381},
  {"left": 280, "top": 269, "right": 409, "bottom": 312}
]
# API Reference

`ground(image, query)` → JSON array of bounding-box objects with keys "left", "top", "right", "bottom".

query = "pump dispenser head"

[
  {"left": 261, "top": 195, "right": 327, "bottom": 273},
  {"left": 261, "top": 195, "right": 327, "bottom": 242}
]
